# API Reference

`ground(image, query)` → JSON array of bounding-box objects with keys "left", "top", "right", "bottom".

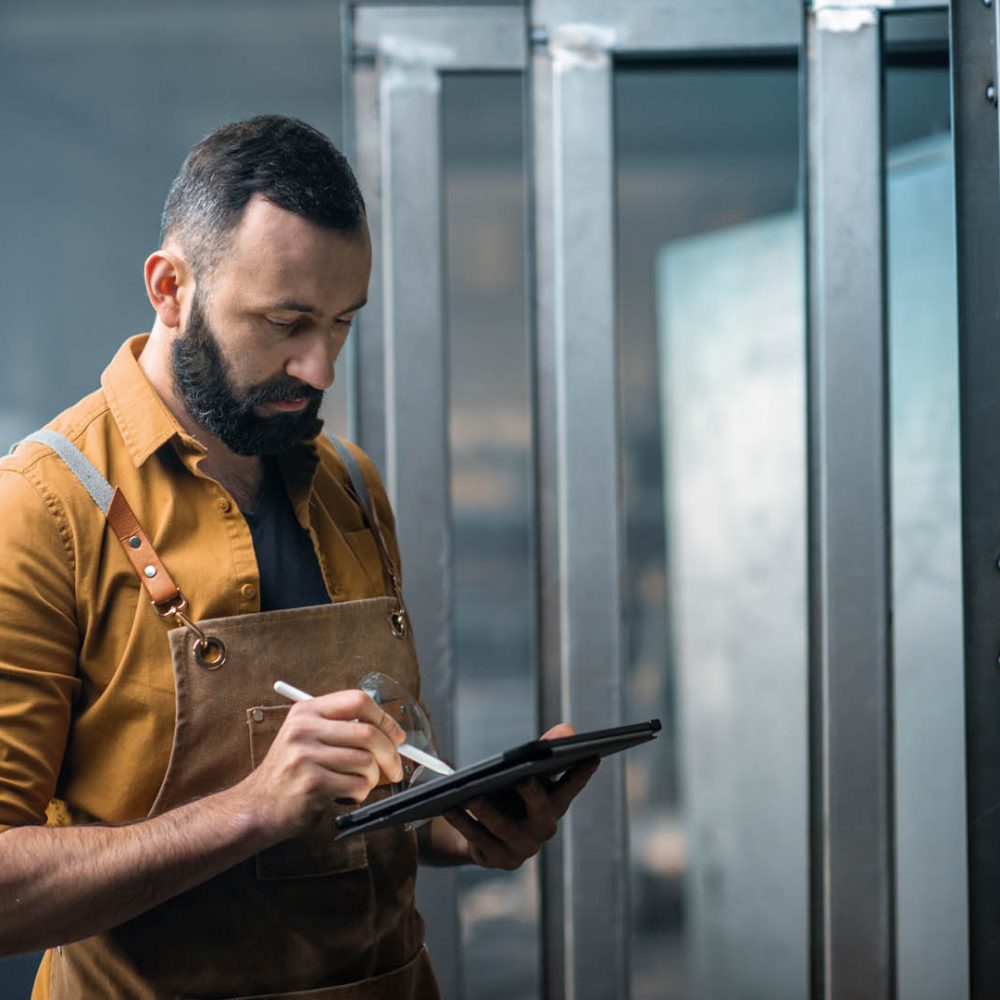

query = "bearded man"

[{"left": 0, "top": 115, "right": 595, "bottom": 999}]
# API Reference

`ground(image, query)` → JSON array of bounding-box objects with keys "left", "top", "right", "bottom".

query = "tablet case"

[{"left": 335, "top": 719, "right": 661, "bottom": 837}]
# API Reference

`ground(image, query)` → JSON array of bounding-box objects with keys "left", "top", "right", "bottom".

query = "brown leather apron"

[{"left": 27, "top": 432, "right": 440, "bottom": 1000}]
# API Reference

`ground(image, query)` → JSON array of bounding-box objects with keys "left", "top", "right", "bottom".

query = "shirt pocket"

[{"left": 246, "top": 705, "right": 368, "bottom": 878}]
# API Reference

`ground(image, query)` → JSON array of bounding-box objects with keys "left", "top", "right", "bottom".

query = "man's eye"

[{"left": 267, "top": 317, "right": 296, "bottom": 330}]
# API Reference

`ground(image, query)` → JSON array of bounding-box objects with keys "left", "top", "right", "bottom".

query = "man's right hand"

[
  {"left": 238, "top": 689, "right": 406, "bottom": 839},
  {"left": 0, "top": 688, "right": 406, "bottom": 957}
]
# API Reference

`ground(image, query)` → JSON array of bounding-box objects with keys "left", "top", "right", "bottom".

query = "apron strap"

[
  {"left": 329, "top": 435, "right": 374, "bottom": 523},
  {"left": 15, "top": 430, "right": 184, "bottom": 609},
  {"left": 328, "top": 436, "right": 409, "bottom": 640}
]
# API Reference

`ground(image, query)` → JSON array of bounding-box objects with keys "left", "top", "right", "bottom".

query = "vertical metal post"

[
  {"left": 951, "top": 2, "right": 1000, "bottom": 996},
  {"left": 806, "top": 6, "right": 894, "bottom": 998},
  {"left": 532, "top": 24, "right": 629, "bottom": 1000},
  {"left": 351, "top": 53, "right": 387, "bottom": 471},
  {"left": 529, "top": 30, "right": 567, "bottom": 1000},
  {"left": 377, "top": 51, "right": 461, "bottom": 1000}
]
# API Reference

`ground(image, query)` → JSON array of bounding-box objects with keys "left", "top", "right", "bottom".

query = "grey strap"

[
  {"left": 329, "top": 436, "right": 374, "bottom": 522},
  {"left": 15, "top": 430, "right": 116, "bottom": 514}
]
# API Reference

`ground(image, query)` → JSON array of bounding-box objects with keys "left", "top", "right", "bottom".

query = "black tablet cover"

[{"left": 335, "top": 719, "right": 661, "bottom": 838}]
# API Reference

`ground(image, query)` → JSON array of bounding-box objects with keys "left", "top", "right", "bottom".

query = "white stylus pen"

[{"left": 273, "top": 680, "right": 455, "bottom": 777}]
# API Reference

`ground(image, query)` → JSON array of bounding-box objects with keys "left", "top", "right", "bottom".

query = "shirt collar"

[{"left": 101, "top": 334, "right": 199, "bottom": 468}]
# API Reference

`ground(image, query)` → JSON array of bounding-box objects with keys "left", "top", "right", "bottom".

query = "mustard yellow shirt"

[{"left": 0, "top": 335, "right": 400, "bottom": 833}]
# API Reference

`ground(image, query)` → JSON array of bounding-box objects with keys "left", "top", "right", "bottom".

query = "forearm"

[
  {"left": 0, "top": 784, "right": 270, "bottom": 957},
  {"left": 416, "top": 815, "right": 471, "bottom": 867}
]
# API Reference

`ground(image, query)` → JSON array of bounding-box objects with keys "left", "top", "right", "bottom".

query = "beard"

[{"left": 171, "top": 292, "right": 324, "bottom": 457}]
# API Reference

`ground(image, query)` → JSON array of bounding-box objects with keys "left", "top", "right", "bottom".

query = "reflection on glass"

[
  {"left": 616, "top": 64, "right": 805, "bottom": 999},
  {"left": 884, "top": 20, "right": 968, "bottom": 999},
  {"left": 442, "top": 75, "right": 538, "bottom": 1000}
]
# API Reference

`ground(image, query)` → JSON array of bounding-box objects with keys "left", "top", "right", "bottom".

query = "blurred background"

[{"left": 0, "top": 2, "right": 972, "bottom": 999}]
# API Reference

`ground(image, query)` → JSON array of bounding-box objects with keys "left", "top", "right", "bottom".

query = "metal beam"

[
  {"left": 531, "top": 25, "right": 628, "bottom": 1000},
  {"left": 806, "top": 7, "right": 895, "bottom": 998},
  {"left": 951, "top": 2, "right": 1000, "bottom": 996},
  {"left": 532, "top": 0, "right": 800, "bottom": 54},
  {"left": 355, "top": 6, "right": 526, "bottom": 71}
]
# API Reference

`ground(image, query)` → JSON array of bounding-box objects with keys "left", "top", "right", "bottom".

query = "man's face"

[{"left": 171, "top": 195, "right": 371, "bottom": 456}]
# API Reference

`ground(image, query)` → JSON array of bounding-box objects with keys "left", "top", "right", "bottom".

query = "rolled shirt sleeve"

[{"left": 0, "top": 468, "right": 81, "bottom": 832}]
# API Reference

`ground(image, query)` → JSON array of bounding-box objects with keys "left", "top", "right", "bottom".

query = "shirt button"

[
  {"left": 251, "top": 708, "right": 265, "bottom": 723},
  {"left": 217, "top": 498, "right": 232, "bottom": 513},
  {"left": 241, "top": 583, "right": 257, "bottom": 600}
]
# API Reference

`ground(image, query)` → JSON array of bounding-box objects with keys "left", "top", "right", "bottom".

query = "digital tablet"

[{"left": 335, "top": 719, "right": 661, "bottom": 838}]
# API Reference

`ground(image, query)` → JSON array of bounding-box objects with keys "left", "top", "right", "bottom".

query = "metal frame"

[
  {"left": 530, "top": 3, "right": 799, "bottom": 997},
  {"left": 347, "top": 9, "right": 526, "bottom": 999},
  {"left": 805, "top": 6, "right": 894, "bottom": 996},
  {"left": 950, "top": 3, "right": 1000, "bottom": 996},
  {"left": 349, "top": 1, "right": 975, "bottom": 998}
]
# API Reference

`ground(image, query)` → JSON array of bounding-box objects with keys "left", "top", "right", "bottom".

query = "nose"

[{"left": 285, "top": 333, "right": 336, "bottom": 392}]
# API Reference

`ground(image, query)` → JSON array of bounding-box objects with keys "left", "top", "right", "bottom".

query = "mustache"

[{"left": 243, "top": 378, "right": 324, "bottom": 408}]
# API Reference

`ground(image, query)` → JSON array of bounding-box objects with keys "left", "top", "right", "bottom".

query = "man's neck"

[{"left": 138, "top": 325, "right": 264, "bottom": 510}]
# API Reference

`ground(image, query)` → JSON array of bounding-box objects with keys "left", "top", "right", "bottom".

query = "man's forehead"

[{"left": 219, "top": 195, "right": 371, "bottom": 306}]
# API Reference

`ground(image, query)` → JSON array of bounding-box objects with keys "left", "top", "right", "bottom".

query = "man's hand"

[
  {"left": 238, "top": 689, "right": 406, "bottom": 840},
  {"left": 440, "top": 723, "right": 600, "bottom": 871}
]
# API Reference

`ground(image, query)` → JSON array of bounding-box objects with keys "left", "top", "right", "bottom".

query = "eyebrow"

[{"left": 269, "top": 297, "right": 368, "bottom": 317}]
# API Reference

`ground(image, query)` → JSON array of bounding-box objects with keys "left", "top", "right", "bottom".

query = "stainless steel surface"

[
  {"left": 806, "top": 9, "right": 895, "bottom": 998},
  {"left": 351, "top": 60, "right": 388, "bottom": 472},
  {"left": 950, "top": 1, "right": 1000, "bottom": 995},
  {"left": 532, "top": 0, "right": 800, "bottom": 53},
  {"left": 377, "top": 52, "right": 462, "bottom": 999},
  {"left": 528, "top": 40, "right": 568, "bottom": 1000},
  {"left": 534, "top": 23, "right": 629, "bottom": 1000},
  {"left": 355, "top": 5, "right": 526, "bottom": 71},
  {"left": 811, "top": 0, "right": 946, "bottom": 11}
]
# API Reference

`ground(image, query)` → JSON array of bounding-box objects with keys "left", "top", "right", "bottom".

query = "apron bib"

[{"left": 20, "top": 432, "right": 440, "bottom": 1000}]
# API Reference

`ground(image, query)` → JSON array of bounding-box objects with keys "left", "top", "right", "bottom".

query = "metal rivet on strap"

[
  {"left": 251, "top": 709, "right": 265, "bottom": 723},
  {"left": 144, "top": 565, "right": 157, "bottom": 578},
  {"left": 128, "top": 535, "right": 141, "bottom": 549}
]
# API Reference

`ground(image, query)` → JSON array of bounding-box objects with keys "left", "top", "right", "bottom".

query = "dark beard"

[{"left": 171, "top": 293, "right": 324, "bottom": 456}]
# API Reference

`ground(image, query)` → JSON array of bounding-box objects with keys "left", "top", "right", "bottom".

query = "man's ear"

[{"left": 144, "top": 249, "right": 191, "bottom": 330}]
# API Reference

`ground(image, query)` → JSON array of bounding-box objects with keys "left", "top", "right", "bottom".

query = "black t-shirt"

[{"left": 244, "top": 460, "right": 331, "bottom": 612}]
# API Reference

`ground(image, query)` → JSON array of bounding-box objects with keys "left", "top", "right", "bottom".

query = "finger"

[
  {"left": 513, "top": 779, "right": 559, "bottom": 842},
  {"left": 318, "top": 745, "right": 381, "bottom": 788},
  {"left": 312, "top": 689, "right": 407, "bottom": 745},
  {"left": 465, "top": 797, "right": 539, "bottom": 858},
  {"left": 310, "top": 718, "right": 403, "bottom": 784},
  {"left": 548, "top": 757, "right": 600, "bottom": 817},
  {"left": 443, "top": 809, "right": 519, "bottom": 870},
  {"left": 540, "top": 722, "right": 576, "bottom": 741}
]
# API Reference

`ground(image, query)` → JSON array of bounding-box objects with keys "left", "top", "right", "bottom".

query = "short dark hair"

[{"left": 160, "top": 115, "right": 366, "bottom": 278}]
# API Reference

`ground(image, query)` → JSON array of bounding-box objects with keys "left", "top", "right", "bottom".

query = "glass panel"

[
  {"left": 0, "top": 2, "right": 344, "bottom": 991},
  {"left": 441, "top": 74, "right": 538, "bottom": 999},
  {"left": 0, "top": 0, "right": 349, "bottom": 457},
  {"left": 883, "top": 14, "right": 968, "bottom": 1000},
  {"left": 615, "top": 61, "right": 805, "bottom": 1000}
]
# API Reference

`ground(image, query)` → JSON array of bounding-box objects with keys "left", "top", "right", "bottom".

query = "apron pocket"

[{"left": 247, "top": 705, "right": 368, "bottom": 878}]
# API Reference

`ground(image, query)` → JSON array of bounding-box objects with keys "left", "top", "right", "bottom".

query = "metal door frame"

[
  {"left": 345, "top": 8, "right": 527, "bottom": 998},
  {"left": 950, "top": 1, "right": 1000, "bottom": 996},
  {"left": 530, "top": 3, "right": 800, "bottom": 997}
]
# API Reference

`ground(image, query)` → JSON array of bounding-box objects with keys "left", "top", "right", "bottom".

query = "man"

[{"left": 0, "top": 116, "right": 596, "bottom": 998}]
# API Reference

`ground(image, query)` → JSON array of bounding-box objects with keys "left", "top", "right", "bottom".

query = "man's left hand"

[{"left": 442, "top": 723, "right": 599, "bottom": 871}]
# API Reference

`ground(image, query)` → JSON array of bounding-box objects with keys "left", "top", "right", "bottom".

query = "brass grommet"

[{"left": 194, "top": 635, "right": 227, "bottom": 670}]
